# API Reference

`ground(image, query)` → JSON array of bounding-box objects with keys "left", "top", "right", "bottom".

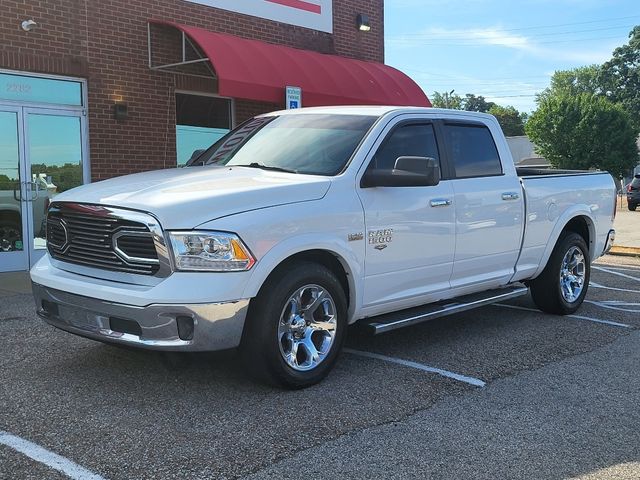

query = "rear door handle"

[
  {"left": 430, "top": 199, "right": 452, "bottom": 207},
  {"left": 502, "top": 192, "right": 520, "bottom": 201}
]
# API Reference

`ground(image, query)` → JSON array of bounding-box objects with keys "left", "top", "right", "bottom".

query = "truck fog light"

[{"left": 177, "top": 316, "right": 194, "bottom": 341}]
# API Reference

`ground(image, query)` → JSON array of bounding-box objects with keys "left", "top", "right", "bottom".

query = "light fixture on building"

[
  {"left": 356, "top": 14, "right": 371, "bottom": 32},
  {"left": 21, "top": 20, "right": 38, "bottom": 32},
  {"left": 113, "top": 102, "right": 129, "bottom": 121}
]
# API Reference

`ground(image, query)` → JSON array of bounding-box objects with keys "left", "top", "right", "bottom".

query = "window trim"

[
  {"left": 360, "top": 120, "right": 449, "bottom": 187},
  {"left": 442, "top": 121, "right": 504, "bottom": 180}
]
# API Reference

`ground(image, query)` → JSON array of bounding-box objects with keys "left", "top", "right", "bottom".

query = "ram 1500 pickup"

[{"left": 31, "top": 107, "right": 617, "bottom": 388}]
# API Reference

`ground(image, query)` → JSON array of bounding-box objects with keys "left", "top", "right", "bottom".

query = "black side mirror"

[
  {"left": 186, "top": 149, "right": 206, "bottom": 166},
  {"left": 361, "top": 156, "right": 440, "bottom": 188}
]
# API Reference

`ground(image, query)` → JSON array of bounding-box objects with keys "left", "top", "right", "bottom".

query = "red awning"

[{"left": 150, "top": 20, "right": 430, "bottom": 107}]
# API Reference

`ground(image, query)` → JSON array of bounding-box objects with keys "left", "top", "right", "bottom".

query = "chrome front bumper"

[{"left": 32, "top": 283, "right": 249, "bottom": 352}]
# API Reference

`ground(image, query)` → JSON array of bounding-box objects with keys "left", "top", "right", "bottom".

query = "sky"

[{"left": 384, "top": 0, "right": 640, "bottom": 113}]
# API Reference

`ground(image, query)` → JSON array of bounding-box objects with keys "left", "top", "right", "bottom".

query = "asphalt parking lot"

[{"left": 1, "top": 254, "right": 640, "bottom": 480}]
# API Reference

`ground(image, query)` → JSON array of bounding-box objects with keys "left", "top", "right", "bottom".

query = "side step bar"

[{"left": 360, "top": 285, "right": 529, "bottom": 335}]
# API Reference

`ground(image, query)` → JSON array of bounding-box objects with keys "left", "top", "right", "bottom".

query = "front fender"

[{"left": 241, "top": 234, "right": 363, "bottom": 323}]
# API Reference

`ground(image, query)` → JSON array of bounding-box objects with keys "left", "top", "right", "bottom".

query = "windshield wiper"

[{"left": 236, "top": 162, "right": 298, "bottom": 174}]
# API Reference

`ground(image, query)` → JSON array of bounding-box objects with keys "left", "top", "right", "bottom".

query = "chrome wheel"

[
  {"left": 277, "top": 284, "right": 338, "bottom": 372},
  {"left": 560, "top": 246, "right": 586, "bottom": 303}
]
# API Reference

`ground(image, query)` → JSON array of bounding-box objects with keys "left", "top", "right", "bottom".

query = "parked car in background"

[{"left": 627, "top": 174, "right": 640, "bottom": 211}]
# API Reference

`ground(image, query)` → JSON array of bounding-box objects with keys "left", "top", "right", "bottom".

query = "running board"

[{"left": 360, "top": 285, "right": 529, "bottom": 335}]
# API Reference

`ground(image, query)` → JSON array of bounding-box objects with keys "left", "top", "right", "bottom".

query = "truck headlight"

[{"left": 168, "top": 231, "right": 255, "bottom": 272}]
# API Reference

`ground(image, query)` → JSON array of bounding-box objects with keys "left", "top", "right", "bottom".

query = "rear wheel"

[
  {"left": 240, "top": 262, "right": 347, "bottom": 389},
  {"left": 629, "top": 203, "right": 637, "bottom": 211},
  {"left": 530, "top": 232, "right": 590, "bottom": 315}
]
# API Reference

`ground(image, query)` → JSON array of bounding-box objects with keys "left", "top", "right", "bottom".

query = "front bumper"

[{"left": 32, "top": 282, "right": 249, "bottom": 351}]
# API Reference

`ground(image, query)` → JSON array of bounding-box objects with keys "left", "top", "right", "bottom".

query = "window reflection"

[
  {"left": 0, "top": 111, "right": 23, "bottom": 252},
  {"left": 28, "top": 114, "right": 83, "bottom": 250}
]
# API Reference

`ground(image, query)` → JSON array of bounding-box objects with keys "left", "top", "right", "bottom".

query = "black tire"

[
  {"left": 529, "top": 232, "right": 590, "bottom": 315},
  {"left": 629, "top": 203, "right": 637, "bottom": 211},
  {"left": 239, "top": 262, "right": 348, "bottom": 389},
  {"left": 0, "top": 219, "right": 22, "bottom": 252}
]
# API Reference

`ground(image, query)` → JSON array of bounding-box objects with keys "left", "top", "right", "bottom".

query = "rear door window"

[{"left": 444, "top": 123, "right": 502, "bottom": 178}]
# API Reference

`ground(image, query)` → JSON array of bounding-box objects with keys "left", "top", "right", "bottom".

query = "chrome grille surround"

[{"left": 46, "top": 203, "right": 171, "bottom": 278}]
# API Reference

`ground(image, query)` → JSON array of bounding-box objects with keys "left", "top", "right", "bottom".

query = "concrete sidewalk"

[
  {"left": 611, "top": 202, "right": 640, "bottom": 254},
  {"left": 0, "top": 272, "right": 31, "bottom": 297}
]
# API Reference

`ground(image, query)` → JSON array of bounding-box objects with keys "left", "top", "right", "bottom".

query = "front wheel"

[
  {"left": 530, "top": 232, "right": 590, "bottom": 315},
  {"left": 629, "top": 203, "right": 637, "bottom": 211},
  {"left": 240, "top": 262, "right": 347, "bottom": 389}
]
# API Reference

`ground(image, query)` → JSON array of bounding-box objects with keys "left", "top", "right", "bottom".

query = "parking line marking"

[
  {"left": 595, "top": 264, "right": 640, "bottom": 272},
  {"left": 585, "top": 300, "right": 640, "bottom": 313},
  {"left": 590, "top": 281, "right": 640, "bottom": 294},
  {"left": 495, "top": 304, "right": 632, "bottom": 328},
  {"left": 593, "top": 266, "right": 640, "bottom": 282},
  {"left": 344, "top": 348, "right": 486, "bottom": 387},
  {"left": 0, "top": 430, "right": 105, "bottom": 480}
]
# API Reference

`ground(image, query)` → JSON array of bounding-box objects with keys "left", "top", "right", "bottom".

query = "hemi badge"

[{"left": 348, "top": 233, "right": 364, "bottom": 242}]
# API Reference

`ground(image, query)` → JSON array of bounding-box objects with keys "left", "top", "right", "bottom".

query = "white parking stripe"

[
  {"left": 595, "top": 264, "right": 640, "bottom": 272},
  {"left": 495, "top": 304, "right": 632, "bottom": 328},
  {"left": 344, "top": 348, "right": 486, "bottom": 387},
  {"left": 0, "top": 431, "right": 105, "bottom": 480},
  {"left": 590, "top": 281, "right": 640, "bottom": 294},
  {"left": 593, "top": 266, "right": 640, "bottom": 282},
  {"left": 585, "top": 300, "right": 640, "bottom": 313}
]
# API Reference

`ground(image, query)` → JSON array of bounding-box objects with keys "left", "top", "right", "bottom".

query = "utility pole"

[{"left": 445, "top": 89, "right": 455, "bottom": 109}]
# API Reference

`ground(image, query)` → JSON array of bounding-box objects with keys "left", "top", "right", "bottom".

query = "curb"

[{"left": 608, "top": 246, "right": 640, "bottom": 257}]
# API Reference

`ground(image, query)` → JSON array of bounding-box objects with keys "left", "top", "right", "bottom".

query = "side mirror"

[
  {"left": 361, "top": 156, "right": 440, "bottom": 188},
  {"left": 186, "top": 149, "right": 206, "bottom": 166}
]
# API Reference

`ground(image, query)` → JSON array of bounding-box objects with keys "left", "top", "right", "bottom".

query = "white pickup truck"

[{"left": 31, "top": 107, "right": 616, "bottom": 388}]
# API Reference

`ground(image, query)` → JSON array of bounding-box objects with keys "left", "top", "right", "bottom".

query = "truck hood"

[{"left": 53, "top": 166, "right": 331, "bottom": 228}]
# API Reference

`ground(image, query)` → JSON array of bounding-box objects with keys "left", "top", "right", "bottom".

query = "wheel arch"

[
  {"left": 531, "top": 209, "right": 595, "bottom": 280},
  {"left": 243, "top": 243, "right": 361, "bottom": 323}
]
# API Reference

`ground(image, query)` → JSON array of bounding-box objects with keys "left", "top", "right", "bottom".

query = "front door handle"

[
  {"left": 430, "top": 199, "right": 452, "bottom": 207},
  {"left": 502, "top": 192, "right": 520, "bottom": 201},
  {"left": 13, "top": 183, "right": 22, "bottom": 201}
]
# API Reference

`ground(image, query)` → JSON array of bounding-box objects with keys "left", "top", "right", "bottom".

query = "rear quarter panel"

[{"left": 514, "top": 172, "right": 616, "bottom": 281}]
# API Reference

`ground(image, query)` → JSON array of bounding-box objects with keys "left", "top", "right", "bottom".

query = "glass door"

[
  {"left": 0, "top": 107, "right": 29, "bottom": 272},
  {"left": 23, "top": 108, "right": 86, "bottom": 267}
]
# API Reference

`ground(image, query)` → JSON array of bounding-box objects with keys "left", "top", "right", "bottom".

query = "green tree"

[
  {"left": 526, "top": 93, "right": 638, "bottom": 177},
  {"left": 538, "top": 65, "right": 603, "bottom": 102},
  {"left": 430, "top": 91, "right": 463, "bottom": 109},
  {"left": 30, "top": 163, "right": 82, "bottom": 193},
  {"left": 463, "top": 94, "right": 496, "bottom": 113},
  {"left": 488, "top": 105, "right": 526, "bottom": 136},
  {"left": 601, "top": 26, "right": 640, "bottom": 129}
]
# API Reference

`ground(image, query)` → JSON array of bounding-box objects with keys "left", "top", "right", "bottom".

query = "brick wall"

[{"left": 0, "top": 0, "right": 385, "bottom": 180}]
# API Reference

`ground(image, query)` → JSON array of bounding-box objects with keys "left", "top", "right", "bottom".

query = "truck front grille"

[{"left": 46, "top": 203, "right": 160, "bottom": 276}]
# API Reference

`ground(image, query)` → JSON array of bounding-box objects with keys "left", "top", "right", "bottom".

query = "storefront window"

[{"left": 176, "top": 93, "right": 232, "bottom": 166}]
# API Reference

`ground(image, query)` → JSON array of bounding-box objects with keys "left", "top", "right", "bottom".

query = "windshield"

[{"left": 188, "top": 114, "right": 377, "bottom": 176}]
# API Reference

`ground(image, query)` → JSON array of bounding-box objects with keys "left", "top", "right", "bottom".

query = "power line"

[
  {"left": 395, "top": 23, "right": 635, "bottom": 40},
  {"left": 390, "top": 34, "right": 628, "bottom": 47},
  {"left": 394, "top": 14, "right": 640, "bottom": 36}
]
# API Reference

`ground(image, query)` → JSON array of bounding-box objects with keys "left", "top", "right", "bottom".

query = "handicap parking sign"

[{"left": 286, "top": 86, "right": 302, "bottom": 110}]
